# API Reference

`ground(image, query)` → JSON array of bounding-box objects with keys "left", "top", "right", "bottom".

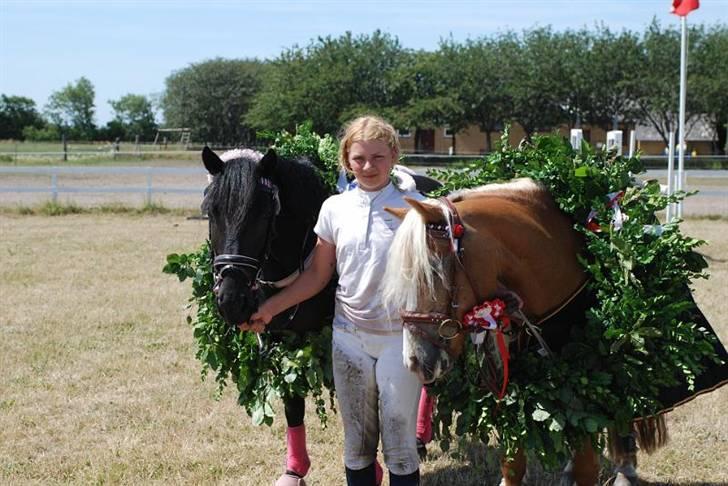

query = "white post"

[
  {"left": 606, "top": 130, "right": 623, "bottom": 155},
  {"left": 570, "top": 129, "right": 583, "bottom": 151},
  {"left": 666, "top": 132, "right": 676, "bottom": 222},
  {"left": 51, "top": 171, "right": 58, "bottom": 204},
  {"left": 676, "top": 16, "right": 689, "bottom": 219},
  {"left": 628, "top": 130, "right": 636, "bottom": 157},
  {"left": 146, "top": 168, "right": 153, "bottom": 205}
]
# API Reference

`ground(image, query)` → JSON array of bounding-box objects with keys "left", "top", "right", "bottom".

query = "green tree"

[
  {"left": 0, "top": 95, "right": 45, "bottom": 140},
  {"left": 382, "top": 49, "right": 462, "bottom": 150},
  {"left": 45, "top": 77, "right": 96, "bottom": 140},
  {"left": 692, "top": 24, "right": 728, "bottom": 154},
  {"left": 582, "top": 27, "right": 643, "bottom": 132},
  {"left": 558, "top": 29, "right": 594, "bottom": 129},
  {"left": 437, "top": 36, "right": 514, "bottom": 153},
  {"left": 162, "top": 58, "right": 264, "bottom": 145},
  {"left": 506, "top": 28, "right": 569, "bottom": 138},
  {"left": 633, "top": 21, "right": 703, "bottom": 146},
  {"left": 247, "top": 31, "right": 408, "bottom": 135},
  {"left": 108, "top": 94, "right": 157, "bottom": 141}
]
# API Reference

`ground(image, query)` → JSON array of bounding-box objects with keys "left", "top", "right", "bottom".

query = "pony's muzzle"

[{"left": 215, "top": 277, "right": 256, "bottom": 327}]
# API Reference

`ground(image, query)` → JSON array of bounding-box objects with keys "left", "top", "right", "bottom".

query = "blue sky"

[{"left": 1, "top": 0, "right": 727, "bottom": 124}]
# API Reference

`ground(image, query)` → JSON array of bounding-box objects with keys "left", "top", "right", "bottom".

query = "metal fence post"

[
  {"left": 146, "top": 168, "right": 153, "bottom": 205},
  {"left": 628, "top": 130, "right": 636, "bottom": 158},
  {"left": 51, "top": 170, "right": 58, "bottom": 204}
]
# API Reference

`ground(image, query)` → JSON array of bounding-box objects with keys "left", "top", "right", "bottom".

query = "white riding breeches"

[{"left": 332, "top": 324, "right": 421, "bottom": 476}]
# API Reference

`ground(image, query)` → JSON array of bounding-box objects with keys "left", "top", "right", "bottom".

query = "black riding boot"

[
  {"left": 389, "top": 468, "right": 420, "bottom": 486},
  {"left": 345, "top": 463, "right": 376, "bottom": 486}
]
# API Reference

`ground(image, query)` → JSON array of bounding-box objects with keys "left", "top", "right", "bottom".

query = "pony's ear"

[
  {"left": 202, "top": 146, "right": 224, "bottom": 175},
  {"left": 259, "top": 148, "right": 278, "bottom": 177},
  {"left": 405, "top": 197, "right": 445, "bottom": 224},
  {"left": 384, "top": 206, "right": 409, "bottom": 220}
]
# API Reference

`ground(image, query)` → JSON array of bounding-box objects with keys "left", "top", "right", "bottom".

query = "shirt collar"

[{"left": 355, "top": 181, "right": 394, "bottom": 203}]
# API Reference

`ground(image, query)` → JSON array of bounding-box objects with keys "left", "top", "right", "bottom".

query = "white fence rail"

[{"left": 0, "top": 166, "right": 207, "bottom": 204}]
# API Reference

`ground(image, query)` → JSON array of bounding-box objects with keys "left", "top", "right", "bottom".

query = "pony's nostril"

[{"left": 408, "top": 356, "right": 419, "bottom": 371}]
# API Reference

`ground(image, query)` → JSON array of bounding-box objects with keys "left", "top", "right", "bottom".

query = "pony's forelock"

[{"left": 383, "top": 199, "right": 452, "bottom": 311}]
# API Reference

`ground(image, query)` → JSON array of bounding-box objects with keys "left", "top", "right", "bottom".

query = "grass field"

[{"left": 0, "top": 214, "right": 726, "bottom": 485}]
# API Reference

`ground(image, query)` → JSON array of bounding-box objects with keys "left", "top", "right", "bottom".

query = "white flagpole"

[
  {"left": 676, "top": 15, "right": 689, "bottom": 219},
  {"left": 667, "top": 131, "right": 676, "bottom": 222}
]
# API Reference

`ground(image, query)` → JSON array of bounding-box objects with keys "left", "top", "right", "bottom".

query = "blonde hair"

[{"left": 338, "top": 115, "right": 400, "bottom": 172}]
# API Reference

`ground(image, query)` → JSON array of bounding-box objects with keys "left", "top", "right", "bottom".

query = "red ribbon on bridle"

[{"left": 463, "top": 298, "right": 512, "bottom": 399}]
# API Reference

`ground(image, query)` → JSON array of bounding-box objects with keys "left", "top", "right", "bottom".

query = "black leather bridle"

[{"left": 211, "top": 177, "right": 279, "bottom": 295}]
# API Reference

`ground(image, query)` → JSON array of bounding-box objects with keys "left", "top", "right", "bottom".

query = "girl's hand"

[{"left": 238, "top": 305, "right": 273, "bottom": 333}]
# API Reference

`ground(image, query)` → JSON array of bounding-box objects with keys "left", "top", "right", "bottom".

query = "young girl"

[{"left": 245, "top": 115, "right": 422, "bottom": 486}]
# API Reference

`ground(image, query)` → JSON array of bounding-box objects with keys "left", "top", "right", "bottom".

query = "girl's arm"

[{"left": 241, "top": 236, "right": 336, "bottom": 332}]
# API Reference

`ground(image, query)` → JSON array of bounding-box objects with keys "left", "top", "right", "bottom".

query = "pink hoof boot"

[
  {"left": 274, "top": 472, "right": 306, "bottom": 486},
  {"left": 285, "top": 425, "right": 311, "bottom": 477},
  {"left": 375, "top": 460, "right": 384, "bottom": 486}
]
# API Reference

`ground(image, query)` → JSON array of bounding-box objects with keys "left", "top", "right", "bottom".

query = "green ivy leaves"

[{"left": 428, "top": 130, "right": 715, "bottom": 468}]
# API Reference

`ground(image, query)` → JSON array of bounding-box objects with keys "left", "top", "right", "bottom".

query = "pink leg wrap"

[
  {"left": 416, "top": 387, "right": 435, "bottom": 444},
  {"left": 286, "top": 424, "right": 311, "bottom": 477},
  {"left": 375, "top": 459, "right": 383, "bottom": 486}
]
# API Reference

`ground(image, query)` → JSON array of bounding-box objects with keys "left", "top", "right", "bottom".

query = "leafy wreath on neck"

[{"left": 425, "top": 129, "right": 715, "bottom": 468}]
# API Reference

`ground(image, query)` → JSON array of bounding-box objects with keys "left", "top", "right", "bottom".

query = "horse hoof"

[{"left": 274, "top": 472, "right": 307, "bottom": 486}]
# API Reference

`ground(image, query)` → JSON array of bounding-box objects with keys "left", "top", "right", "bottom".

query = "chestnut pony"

[{"left": 383, "top": 179, "right": 607, "bottom": 485}]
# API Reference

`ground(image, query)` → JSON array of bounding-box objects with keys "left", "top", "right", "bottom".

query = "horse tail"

[
  {"left": 633, "top": 414, "right": 669, "bottom": 454},
  {"left": 607, "top": 414, "right": 668, "bottom": 466}
]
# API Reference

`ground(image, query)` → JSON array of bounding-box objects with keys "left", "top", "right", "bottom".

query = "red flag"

[{"left": 671, "top": 0, "right": 699, "bottom": 16}]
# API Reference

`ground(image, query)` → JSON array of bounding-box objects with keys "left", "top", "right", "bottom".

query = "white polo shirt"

[{"left": 314, "top": 182, "right": 424, "bottom": 334}]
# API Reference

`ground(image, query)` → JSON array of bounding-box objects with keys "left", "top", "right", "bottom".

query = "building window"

[
  {"left": 398, "top": 128, "right": 412, "bottom": 138},
  {"left": 444, "top": 127, "right": 454, "bottom": 137}
]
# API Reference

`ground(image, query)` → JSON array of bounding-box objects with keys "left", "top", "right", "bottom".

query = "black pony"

[
  {"left": 202, "top": 146, "right": 333, "bottom": 485},
  {"left": 201, "top": 146, "right": 440, "bottom": 485}
]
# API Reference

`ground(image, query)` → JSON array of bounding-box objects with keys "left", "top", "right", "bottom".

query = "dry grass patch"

[{"left": 0, "top": 215, "right": 725, "bottom": 485}]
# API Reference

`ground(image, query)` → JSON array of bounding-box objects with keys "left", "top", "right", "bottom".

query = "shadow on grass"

[{"left": 420, "top": 439, "right": 728, "bottom": 486}]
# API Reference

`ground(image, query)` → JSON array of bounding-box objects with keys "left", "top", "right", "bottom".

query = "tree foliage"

[
  {"left": 582, "top": 27, "right": 643, "bottom": 132},
  {"left": 247, "top": 31, "right": 408, "bottom": 135},
  {"left": 692, "top": 24, "right": 728, "bottom": 154},
  {"left": 0, "top": 95, "right": 45, "bottom": 140},
  {"left": 162, "top": 58, "right": 264, "bottom": 145},
  {"left": 506, "top": 28, "right": 571, "bottom": 138},
  {"left": 45, "top": 77, "right": 96, "bottom": 140},
  {"left": 108, "top": 94, "right": 158, "bottom": 141}
]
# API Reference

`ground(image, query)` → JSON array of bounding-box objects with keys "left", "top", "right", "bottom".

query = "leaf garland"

[
  {"left": 163, "top": 124, "right": 339, "bottom": 426},
  {"left": 427, "top": 129, "right": 716, "bottom": 468}
]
